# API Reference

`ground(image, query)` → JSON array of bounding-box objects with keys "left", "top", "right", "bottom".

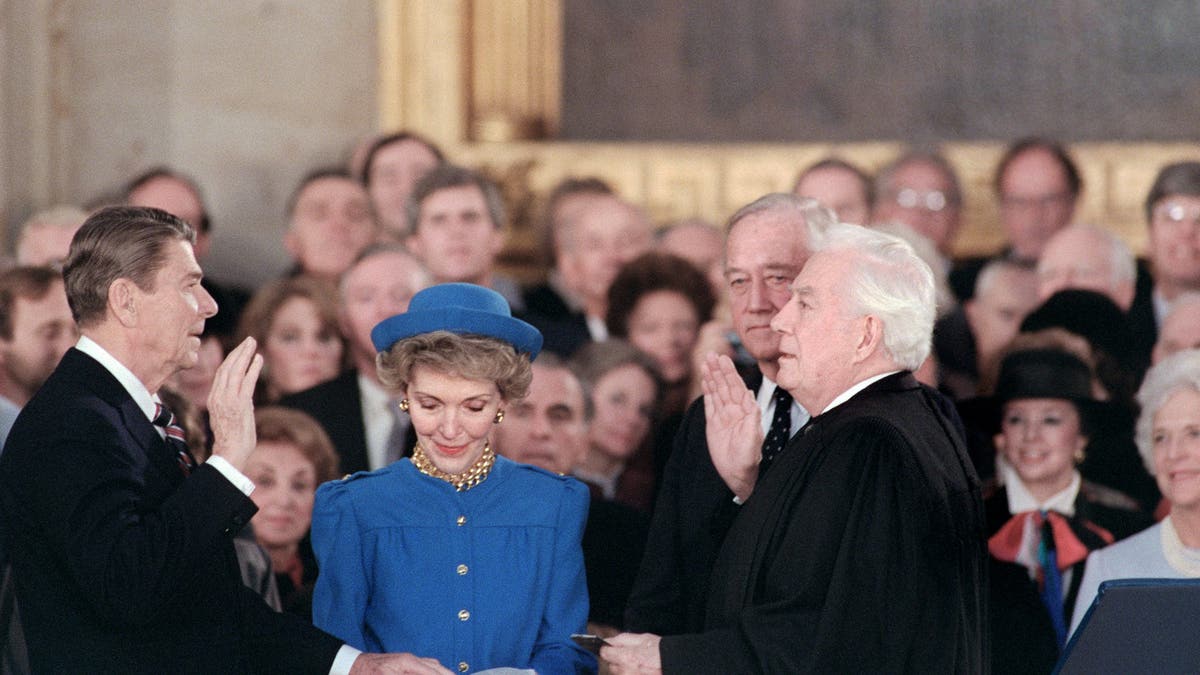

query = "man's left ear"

[{"left": 855, "top": 315, "right": 883, "bottom": 360}]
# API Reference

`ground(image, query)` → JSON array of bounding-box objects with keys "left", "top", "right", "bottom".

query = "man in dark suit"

[
  {"left": 605, "top": 223, "right": 986, "bottom": 673},
  {"left": 281, "top": 244, "right": 426, "bottom": 474},
  {"left": 0, "top": 207, "right": 448, "bottom": 674},
  {"left": 520, "top": 179, "right": 652, "bottom": 357},
  {"left": 624, "top": 193, "right": 823, "bottom": 635}
]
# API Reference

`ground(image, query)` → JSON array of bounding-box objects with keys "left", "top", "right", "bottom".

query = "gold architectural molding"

[{"left": 375, "top": 2, "right": 1199, "bottom": 260}]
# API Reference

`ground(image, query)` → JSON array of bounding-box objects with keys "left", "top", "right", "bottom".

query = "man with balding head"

[
  {"left": 1036, "top": 223, "right": 1136, "bottom": 311},
  {"left": 606, "top": 224, "right": 985, "bottom": 674},
  {"left": 522, "top": 186, "right": 653, "bottom": 356}
]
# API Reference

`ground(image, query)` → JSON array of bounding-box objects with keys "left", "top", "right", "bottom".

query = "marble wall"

[{"left": 0, "top": 0, "right": 378, "bottom": 288}]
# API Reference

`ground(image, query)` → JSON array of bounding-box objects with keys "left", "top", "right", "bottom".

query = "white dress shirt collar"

[
  {"left": 821, "top": 370, "right": 902, "bottom": 415},
  {"left": 75, "top": 335, "right": 158, "bottom": 423}
]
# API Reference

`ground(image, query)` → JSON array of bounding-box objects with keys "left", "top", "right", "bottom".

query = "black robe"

[{"left": 660, "top": 372, "right": 987, "bottom": 673}]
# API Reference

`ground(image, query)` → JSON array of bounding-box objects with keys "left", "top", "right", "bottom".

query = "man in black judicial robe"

[{"left": 603, "top": 223, "right": 986, "bottom": 674}]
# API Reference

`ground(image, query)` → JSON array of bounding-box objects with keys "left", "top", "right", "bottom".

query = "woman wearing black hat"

[
  {"left": 980, "top": 348, "right": 1152, "bottom": 675},
  {"left": 309, "top": 283, "right": 595, "bottom": 674}
]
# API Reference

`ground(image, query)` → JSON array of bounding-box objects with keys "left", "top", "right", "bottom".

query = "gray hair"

[
  {"left": 816, "top": 223, "right": 936, "bottom": 370},
  {"left": 724, "top": 193, "right": 835, "bottom": 241},
  {"left": 1135, "top": 349, "right": 1200, "bottom": 475},
  {"left": 870, "top": 221, "right": 954, "bottom": 317},
  {"left": 16, "top": 205, "right": 88, "bottom": 261},
  {"left": 1037, "top": 223, "right": 1136, "bottom": 286}
]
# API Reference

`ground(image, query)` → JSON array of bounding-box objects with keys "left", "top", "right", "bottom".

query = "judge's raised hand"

[
  {"left": 349, "top": 652, "right": 453, "bottom": 674},
  {"left": 701, "top": 352, "right": 762, "bottom": 502},
  {"left": 601, "top": 633, "right": 662, "bottom": 675},
  {"left": 206, "top": 336, "right": 264, "bottom": 471}
]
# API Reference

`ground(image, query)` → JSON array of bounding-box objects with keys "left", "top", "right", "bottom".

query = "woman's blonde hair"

[{"left": 377, "top": 330, "right": 532, "bottom": 400}]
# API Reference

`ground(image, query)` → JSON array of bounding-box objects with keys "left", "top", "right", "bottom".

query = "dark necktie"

[
  {"left": 152, "top": 403, "right": 196, "bottom": 476},
  {"left": 759, "top": 385, "right": 793, "bottom": 471}
]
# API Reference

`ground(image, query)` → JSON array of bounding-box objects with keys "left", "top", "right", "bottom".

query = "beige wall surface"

[{"left": 1, "top": 1, "right": 377, "bottom": 287}]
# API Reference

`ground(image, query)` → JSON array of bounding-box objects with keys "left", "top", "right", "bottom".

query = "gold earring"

[
  {"left": 494, "top": 409, "right": 505, "bottom": 424},
  {"left": 1074, "top": 447, "right": 1086, "bottom": 464},
  {"left": 398, "top": 398, "right": 410, "bottom": 412}
]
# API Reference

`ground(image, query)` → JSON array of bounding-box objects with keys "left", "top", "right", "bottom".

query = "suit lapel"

[{"left": 60, "top": 348, "right": 185, "bottom": 487}]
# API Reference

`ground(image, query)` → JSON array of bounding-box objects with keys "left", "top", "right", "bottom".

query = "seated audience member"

[
  {"left": 533, "top": 176, "right": 615, "bottom": 268},
  {"left": 13, "top": 206, "right": 87, "bottom": 267},
  {"left": 1139, "top": 161, "right": 1200, "bottom": 334},
  {"left": 950, "top": 138, "right": 1082, "bottom": 301},
  {"left": 312, "top": 283, "right": 595, "bottom": 673},
  {"left": 570, "top": 340, "right": 662, "bottom": 513},
  {"left": 606, "top": 252, "right": 716, "bottom": 415},
  {"left": 280, "top": 244, "right": 428, "bottom": 474},
  {"left": 237, "top": 276, "right": 346, "bottom": 404},
  {"left": 655, "top": 219, "right": 725, "bottom": 300},
  {"left": 1036, "top": 223, "right": 1136, "bottom": 311},
  {"left": 522, "top": 181, "right": 653, "bottom": 356},
  {"left": 792, "top": 156, "right": 873, "bottom": 225},
  {"left": 491, "top": 354, "right": 649, "bottom": 632},
  {"left": 1152, "top": 293, "right": 1200, "bottom": 365},
  {"left": 360, "top": 131, "right": 443, "bottom": 242},
  {"left": 404, "top": 164, "right": 523, "bottom": 309},
  {"left": 242, "top": 406, "right": 339, "bottom": 620},
  {"left": 0, "top": 267, "right": 76, "bottom": 448},
  {"left": 1019, "top": 291, "right": 1160, "bottom": 509},
  {"left": 125, "top": 168, "right": 250, "bottom": 340},
  {"left": 870, "top": 149, "right": 964, "bottom": 266},
  {"left": 492, "top": 353, "right": 588, "bottom": 476},
  {"left": 937, "top": 259, "right": 1040, "bottom": 400},
  {"left": 1071, "top": 349, "right": 1200, "bottom": 635},
  {"left": 976, "top": 349, "right": 1151, "bottom": 674},
  {"left": 283, "top": 168, "right": 377, "bottom": 280}
]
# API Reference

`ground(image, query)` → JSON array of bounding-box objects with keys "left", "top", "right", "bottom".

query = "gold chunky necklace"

[{"left": 411, "top": 442, "right": 495, "bottom": 492}]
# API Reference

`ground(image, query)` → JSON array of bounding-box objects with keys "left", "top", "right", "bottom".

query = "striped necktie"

[{"left": 152, "top": 403, "right": 196, "bottom": 476}]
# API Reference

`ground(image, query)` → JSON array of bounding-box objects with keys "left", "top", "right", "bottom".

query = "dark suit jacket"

[
  {"left": 518, "top": 283, "right": 593, "bottom": 358},
  {"left": 624, "top": 368, "right": 764, "bottom": 635},
  {"left": 660, "top": 373, "right": 987, "bottom": 673},
  {"left": 0, "top": 348, "right": 343, "bottom": 674},
  {"left": 280, "top": 369, "right": 370, "bottom": 475},
  {"left": 280, "top": 369, "right": 416, "bottom": 476}
]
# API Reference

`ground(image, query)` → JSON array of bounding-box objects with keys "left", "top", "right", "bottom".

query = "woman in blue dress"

[{"left": 311, "top": 283, "right": 595, "bottom": 674}]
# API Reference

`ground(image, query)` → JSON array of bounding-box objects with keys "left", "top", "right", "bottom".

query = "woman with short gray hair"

[{"left": 1070, "top": 349, "right": 1200, "bottom": 636}]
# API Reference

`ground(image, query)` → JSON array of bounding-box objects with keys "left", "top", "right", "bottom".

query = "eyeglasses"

[
  {"left": 1000, "top": 192, "right": 1072, "bottom": 211},
  {"left": 892, "top": 188, "right": 953, "bottom": 212},
  {"left": 1154, "top": 202, "right": 1200, "bottom": 228}
]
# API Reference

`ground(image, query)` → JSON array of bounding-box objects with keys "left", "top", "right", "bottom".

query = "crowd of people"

[{"left": 0, "top": 130, "right": 1197, "bottom": 674}]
